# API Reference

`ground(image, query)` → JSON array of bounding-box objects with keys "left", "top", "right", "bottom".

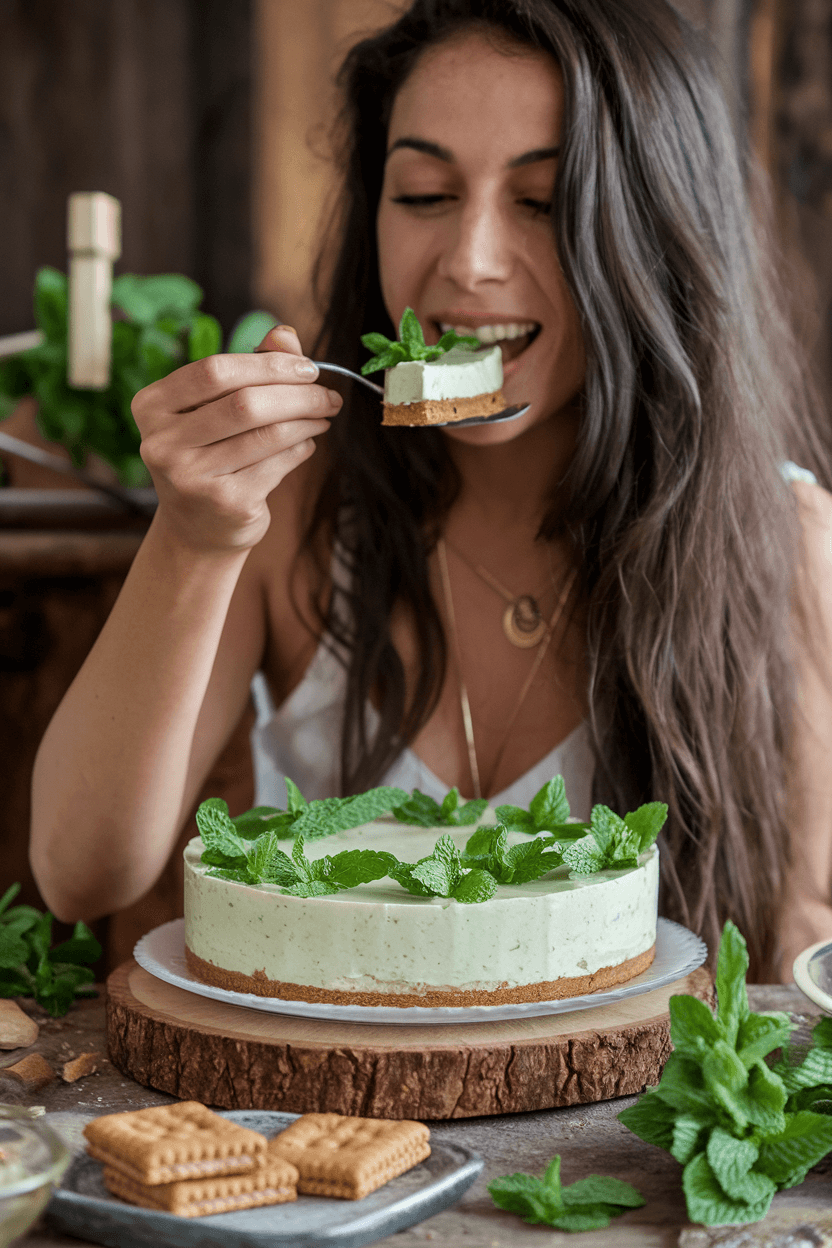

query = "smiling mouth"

[{"left": 436, "top": 320, "right": 541, "bottom": 366}]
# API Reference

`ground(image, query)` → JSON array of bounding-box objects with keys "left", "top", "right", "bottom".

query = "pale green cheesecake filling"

[
  {"left": 383, "top": 345, "right": 503, "bottom": 405},
  {"left": 183, "top": 820, "right": 659, "bottom": 997}
]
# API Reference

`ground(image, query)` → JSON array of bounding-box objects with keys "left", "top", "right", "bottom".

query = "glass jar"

[{"left": 0, "top": 1106, "right": 70, "bottom": 1248}]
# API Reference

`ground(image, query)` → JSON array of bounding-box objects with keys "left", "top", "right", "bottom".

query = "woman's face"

[{"left": 377, "top": 29, "right": 585, "bottom": 446}]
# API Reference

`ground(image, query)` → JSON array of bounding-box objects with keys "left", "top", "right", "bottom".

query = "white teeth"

[{"left": 439, "top": 321, "right": 538, "bottom": 343}]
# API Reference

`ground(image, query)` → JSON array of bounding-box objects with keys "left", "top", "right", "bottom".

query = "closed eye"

[
  {"left": 519, "top": 198, "right": 552, "bottom": 217},
  {"left": 390, "top": 194, "right": 456, "bottom": 207}
]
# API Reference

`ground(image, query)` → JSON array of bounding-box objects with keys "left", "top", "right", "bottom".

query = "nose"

[{"left": 436, "top": 188, "right": 513, "bottom": 290}]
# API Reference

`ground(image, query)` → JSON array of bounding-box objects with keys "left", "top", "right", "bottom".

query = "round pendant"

[{"left": 503, "top": 596, "right": 547, "bottom": 648}]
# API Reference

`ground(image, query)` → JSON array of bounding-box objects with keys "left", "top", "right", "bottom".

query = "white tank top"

[
  {"left": 250, "top": 462, "right": 815, "bottom": 821},
  {"left": 250, "top": 649, "right": 595, "bottom": 819}
]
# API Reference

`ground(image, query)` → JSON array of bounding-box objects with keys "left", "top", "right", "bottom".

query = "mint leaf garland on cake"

[
  {"left": 361, "top": 307, "right": 506, "bottom": 427},
  {"left": 184, "top": 776, "right": 663, "bottom": 1007}
]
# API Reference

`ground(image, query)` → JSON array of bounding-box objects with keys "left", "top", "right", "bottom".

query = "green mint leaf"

[
  {"left": 188, "top": 313, "right": 222, "bottom": 362},
  {"left": 623, "top": 801, "right": 668, "bottom": 852},
  {"left": 561, "top": 1176, "right": 645, "bottom": 1209},
  {"left": 0, "top": 967, "right": 35, "bottom": 997},
  {"left": 440, "top": 789, "right": 459, "bottom": 820},
  {"left": 530, "top": 776, "right": 570, "bottom": 828},
  {"left": 682, "top": 1153, "right": 774, "bottom": 1227},
  {"left": 285, "top": 778, "right": 307, "bottom": 814},
  {"left": 454, "top": 798, "right": 488, "bottom": 825},
  {"left": 546, "top": 1209, "right": 620, "bottom": 1232},
  {"left": 669, "top": 994, "right": 722, "bottom": 1057},
  {"left": 648, "top": 1051, "right": 721, "bottom": 1119},
  {"left": 111, "top": 273, "right": 202, "bottom": 326},
  {"left": 27, "top": 911, "right": 54, "bottom": 967},
  {"left": 360, "top": 345, "right": 407, "bottom": 375},
  {"left": 436, "top": 331, "right": 480, "bottom": 352},
  {"left": 261, "top": 850, "right": 300, "bottom": 887},
  {"left": 787, "top": 1085, "right": 832, "bottom": 1115},
  {"left": 503, "top": 839, "right": 564, "bottom": 885},
  {"left": 736, "top": 1011, "right": 794, "bottom": 1068},
  {"left": 432, "top": 833, "right": 462, "bottom": 881},
  {"left": 671, "top": 1115, "right": 707, "bottom": 1165},
  {"left": 412, "top": 858, "right": 453, "bottom": 896},
  {"left": 291, "top": 786, "right": 408, "bottom": 840},
  {"left": 589, "top": 805, "right": 626, "bottom": 855},
  {"left": 246, "top": 831, "right": 284, "bottom": 883},
  {"left": 360, "top": 331, "right": 393, "bottom": 353},
  {"left": 461, "top": 825, "right": 496, "bottom": 864},
  {"left": 706, "top": 1129, "right": 775, "bottom": 1207},
  {"left": 562, "top": 834, "right": 605, "bottom": 875},
  {"left": 232, "top": 807, "right": 295, "bottom": 838},
  {"left": 336, "top": 786, "right": 409, "bottom": 829},
  {"left": 618, "top": 1089, "right": 678, "bottom": 1152},
  {"left": 393, "top": 790, "right": 442, "bottom": 827},
  {"left": 756, "top": 1110, "right": 832, "bottom": 1190},
  {"left": 715, "top": 921, "right": 750, "bottom": 1044},
  {"left": 226, "top": 310, "right": 279, "bottom": 353},
  {"left": 196, "top": 798, "right": 249, "bottom": 861},
  {"left": 702, "top": 1040, "right": 752, "bottom": 1129},
  {"left": 291, "top": 835, "right": 312, "bottom": 882},
  {"left": 488, "top": 1173, "right": 552, "bottom": 1221},
  {"left": 309, "top": 855, "right": 334, "bottom": 881},
  {"left": 34, "top": 267, "right": 68, "bottom": 340},
  {"left": 387, "top": 861, "right": 435, "bottom": 897},
  {"left": 205, "top": 866, "right": 259, "bottom": 885},
  {"left": 494, "top": 804, "right": 536, "bottom": 834},
  {"left": 282, "top": 880, "right": 342, "bottom": 898},
  {"left": 0, "top": 883, "right": 21, "bottom": 918},
  {"left": 324, "top": 850, "right": 397, "bottom": 889},
  {"left": 451, "top": 868, "right": 499, "bottom": 904},
  {"left": 399, "top": 307, "right": 426, "bottom": 354},
  {"left": 741, "top": 1060, "right": 787, "bottom": 1135},
  {"left": 542, "top": 1154, "right": 562, "bottom": 1201},
  {"left": 0, "top": 926, "right": 30, "bottom": 971},
  {"left": 49, "top": 921, "right": 101, "bottom": 967}
]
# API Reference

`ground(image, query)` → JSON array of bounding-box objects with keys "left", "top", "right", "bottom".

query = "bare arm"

[
  {"left": 777, "top": 480, "right": 832, "bottom": 979},
  {"left": 29, "top": 328, "right": 341, "bottom": 921}
]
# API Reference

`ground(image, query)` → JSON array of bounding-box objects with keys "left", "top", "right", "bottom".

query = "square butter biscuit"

[
  {"left": 102, "top": 1159, "right": 299, "bottom": 1217},
  {"left": 267, "top": 1113, "right": 431, "bottom": 1200},
  {"left": 84, "top": 1101, "right": 267, "bottom": 1186}
]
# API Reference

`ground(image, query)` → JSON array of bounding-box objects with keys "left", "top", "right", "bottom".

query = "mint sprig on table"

[
  {"left": 488, "top": 1155, "right": 645, "bottom": 1231},
  {"left": 0, "top": 883, "right": 101, "bottom": 1018},
  {"left": 392, "top": 787, "right": 487, "bottom": 828},
  {"left": 619, "top": 921, "right": 832, "bottom": 1226},
  {"left": 360, "top": 307, "right": 479, "bottom": 375}
]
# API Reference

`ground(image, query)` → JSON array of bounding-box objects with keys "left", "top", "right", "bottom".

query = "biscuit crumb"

[{"left": 62, "top": 1051, "right": 102, "bottom": 1082}]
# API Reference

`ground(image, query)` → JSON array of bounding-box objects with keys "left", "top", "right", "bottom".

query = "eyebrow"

[{"left": 386, "top": 137, "right": 560, "bottom": 168}]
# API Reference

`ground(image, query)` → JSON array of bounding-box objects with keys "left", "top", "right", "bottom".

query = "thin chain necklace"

[
  {"left": 443, "top": 539, "right": 555, "bottom": 648},
  {"left": 436, "top": 536, "right": 578, "bottom": 800}
]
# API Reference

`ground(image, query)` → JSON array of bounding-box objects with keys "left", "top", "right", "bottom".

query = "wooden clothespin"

[{"left": 67, "top": 192, "right": 121, "bottom": 390}]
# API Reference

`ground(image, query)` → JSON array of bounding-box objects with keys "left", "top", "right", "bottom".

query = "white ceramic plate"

[
  {"left": 793, "top": 939, "right": 832, "bottom": 1014},
  {"left": 134, "top": 917, "right": 707, "bottom": 1027}
]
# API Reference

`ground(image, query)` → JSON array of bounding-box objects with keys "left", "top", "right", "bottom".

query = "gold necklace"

[
  {"left": 436, "top": 536, "right": 578, "bottom": 800},
  {"left": 443, "top": 539, "right": 555, "bottom": 648}
]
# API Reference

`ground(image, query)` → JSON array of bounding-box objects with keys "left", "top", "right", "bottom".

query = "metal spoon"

[{"left": 313, "top": 361, "right": 529, "bottom": 428}]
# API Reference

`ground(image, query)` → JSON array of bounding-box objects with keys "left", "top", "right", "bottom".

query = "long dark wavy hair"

[{"left": 300, "top": 0, "right": 831, "bottom": 978}]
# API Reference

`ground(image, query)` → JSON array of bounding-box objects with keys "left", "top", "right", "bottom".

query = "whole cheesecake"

[
  {"left": 381, "top": 345, "right": 504, "bottom": 427},
  {"left": 183, "top": 819, "right": 659, "bottom": 1008}
]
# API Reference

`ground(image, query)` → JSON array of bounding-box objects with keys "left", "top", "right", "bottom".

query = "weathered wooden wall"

[{"left": 0, "top": 0, "right": 254, "bottom": 339}]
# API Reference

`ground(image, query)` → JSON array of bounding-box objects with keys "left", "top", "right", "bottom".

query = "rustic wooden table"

[{"left": 5, "top": 984, "right": 832, "bottom": 1248}]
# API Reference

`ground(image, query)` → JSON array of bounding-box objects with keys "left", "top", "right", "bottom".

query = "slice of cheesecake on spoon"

[{"left": 314, "top": 307, "right": 529, "bottom": 428}]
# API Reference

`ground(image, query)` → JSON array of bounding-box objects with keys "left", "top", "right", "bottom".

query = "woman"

[{"left": 30, "top": 0, "right": 832, "bottom": 981}]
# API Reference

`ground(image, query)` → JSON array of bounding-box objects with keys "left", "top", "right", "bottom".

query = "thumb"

[{"left": 255, "top": 324, "right": 304, "bottom": 357}]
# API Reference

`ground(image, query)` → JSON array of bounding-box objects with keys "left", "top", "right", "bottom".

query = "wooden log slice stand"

[{"left": 107, "top": 960, "right": 712, "bottom": 1120}]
